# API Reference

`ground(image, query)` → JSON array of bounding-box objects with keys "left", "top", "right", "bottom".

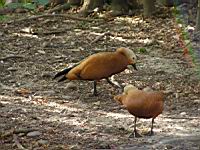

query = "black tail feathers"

[
  {"left": 53, "top": 67, "right": 73, "bottom": 81},
  {"left": 58, "top": 76, "right": 67, "bottom": 82}
]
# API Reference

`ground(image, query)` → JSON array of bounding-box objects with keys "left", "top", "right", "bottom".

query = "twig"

[
  {"left": 162, "top": 116, "right": 200, "bottom": 120},
  {"left": 13, "top": 134, "right": 27, "bottom": 150},
  {"left": 1, "top": 128, "right": 38, "bottom": 138},
  {"left": 7, "top": 14, "right": 94, "bottom": 24},
  {"left": 90, "top": 31, "right": 111, "bottom": 45},
  {"left": 33, "top": 29, "right": 68, "bottom": 35},
  {"left": 0, "top": 55, "right": 25, "bottom": 61}
]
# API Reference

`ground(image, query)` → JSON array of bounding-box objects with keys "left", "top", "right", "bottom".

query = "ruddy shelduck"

[
  {"left": 114, "top": 84, "right": 164, "bottom": 137},
  {"left": 53, "top": 47, "right": 137, "bottom": 95}
]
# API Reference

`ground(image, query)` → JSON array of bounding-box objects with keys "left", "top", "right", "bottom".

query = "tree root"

[
  {"left": 7, "top": 13, "right": 94, "bottom": 24},
  {"left": 47, "top": 3, "right": 71, "bottom": 13}
]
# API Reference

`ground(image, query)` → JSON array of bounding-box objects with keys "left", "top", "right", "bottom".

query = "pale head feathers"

[
  {"left": 123, "top": 84, "right": 138, "bottom": 94},
  {"left": 116, "top": 47, "right": 137, "bottom": 63},
  {"left": 143, "top": 86, "right": 153, "bottom": 92}
]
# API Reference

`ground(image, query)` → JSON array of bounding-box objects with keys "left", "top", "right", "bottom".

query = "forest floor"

[{"left": 0, "top": 6, "right": 200, "bottom": 150}]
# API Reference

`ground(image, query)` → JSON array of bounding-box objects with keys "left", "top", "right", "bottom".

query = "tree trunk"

[
  {"left": 110, "top": 0, "right": 129, "bottom": 16},
  {"left": 159, "top": 0, "right": 178, "bottom": 6},
  {"left": 49, "top": 0, "right": 66, "bottom": 7},
  {"left": 143, "top": 0, "right": 155, "bottom": 17},
  {"left": 68, "top": 0, "right": 82, "bottom": 5},
  {"left": 127, "top": 0, "right": 143, "bottom": 9},
  {"left": 79, "top": 0, "right": 104, "bottom": 16},
  {"left": 196, "top": 0, "right": 200, "bottom": 31}
]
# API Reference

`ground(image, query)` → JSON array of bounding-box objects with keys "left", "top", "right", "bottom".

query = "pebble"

[
  {"left": 41, "top": 41, "right": 48, "bottom": 47},
  {"left": 62, "top": 95, "right": 73, "bottom": 100},
  {"left": 27, "top": 131, "right": 42, "bottom": 137},
  {"left": 194, "top": 100, "right": 200, "bottom": 104},
  {"left": 71, "top": 41, "right": 75, "bottom": 45},
  {"left": 166, "top": 144, "right": 173, "bottom": 149},
  {"left": 54, "top": 55, "right": 64, "bottom": 59},
  {"left": 66, "top": 82, "right": 77, "bottom": 90},
  {"left": 98, "top": 143, "right": 111, "bottom": 149},
  {"left": 38, "top": 139, "right": 48, "bottom": 145},
  {"left": 163, "top": 89, "right": 173, "bottom": 94},
  {"left": 7, "top": 67, "right": 18, "bottom": 71},
  {"left": 41, "top": 72, "right": 52, "bottom": 78},
  {"left": 180, "top": 112, "right": 186, "bottom": 116},
  {"left": 91, "top": 89, "right": 94, "bottom": 94},
  {"left": 93, "top": 101, "right": 100, "bottom": 106},
  {"left": 37, "top": 50, "right": 46, "bottom": 54}
]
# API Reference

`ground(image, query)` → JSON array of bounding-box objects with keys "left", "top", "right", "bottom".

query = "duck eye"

[{"left": 132, "top": 56, "right": 137, "bottom": 60}]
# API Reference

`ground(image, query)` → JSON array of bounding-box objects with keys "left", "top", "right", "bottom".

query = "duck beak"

[{"left": 132, "top": 64, "right": 137, "bottom": 70}]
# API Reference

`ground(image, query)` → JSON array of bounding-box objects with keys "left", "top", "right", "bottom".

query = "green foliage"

[
  {"left": 23, "top": 3, "right": 36, "bottom": 10},
  {"left": 176, "top": 18, "right": 182, "bottom": 24},
  {"left": 0, "top": 0, "right": 5, "bottom": 7},
  {"left": 19, "top": 0, "right": 32, "bottom": 3},
  {"left": 0, "top": 0, "right": 48, "bottom": 10},
  {"left": 6, "top": 2, "right": 23, "bottom": 8},
  {"left": 171, "top": 7, "right": 179, "bottom": 15},
  {"left": 182, "top": 30, "right": 189, "bottom": 40},
  {"left": 32, "top": 0, "right": 49, "bottom": 6},
  {"left": 0, "top": 15, "right": 9, "bottom": 21},
  {"left": 6, "top": 2, "right": 36, "bottom": 10},
  {"left": 138, "top": 47, "right": 147, "bottom": 53}
]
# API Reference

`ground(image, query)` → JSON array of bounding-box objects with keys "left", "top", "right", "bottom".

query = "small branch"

[
  {"left": 7, "top": 14, "right": 94, "bottom": 24},
  {"left": 13, "top": 134, "right": 27, "bottom": 150},
  {"left": 1, "top": 128, "right": 38, "bottom": 138},
  {"left": 0, "top": 55, "right": 25, "bottom": 61},
  {"left": 33, "top": 29, "right": 68, "bottom": 35},
  {"left": 90, "top": 31, "right": 111, "bottom": 45},
  {"left": 162, "top": 116, "right": 200, "bottom": 120}
]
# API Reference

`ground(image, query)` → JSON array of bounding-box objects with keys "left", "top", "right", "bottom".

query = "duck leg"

[
  {"left": 129, "top": 117, "right": 142, "bottom": 138},
  {"left": 93, "top": 81, "right": 98, "bottom": 96},
  {"left": 145, "top": 118, "right": 154, "bottom": 136},
  {"left": 106, "top": 78, "right": 122, "bottom": 88}
]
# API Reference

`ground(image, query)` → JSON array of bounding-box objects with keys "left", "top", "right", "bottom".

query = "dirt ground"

[{"left": 0, "top": 9, "right": 200, "bottom": 150}]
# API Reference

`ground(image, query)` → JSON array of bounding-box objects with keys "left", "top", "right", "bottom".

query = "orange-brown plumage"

[
  {"left": 114, "top": 85, "right": 164, "bottom": 137},
  {"left": 54, "top": 47, "right": 137, "bottom": 95}
]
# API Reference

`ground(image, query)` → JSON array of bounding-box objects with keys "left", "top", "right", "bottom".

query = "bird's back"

[
  {"left": 124, "top": 90, "right": 164, "bottom": 119},
  {"left": 68, "top": 52, "right": 129, "bottom": 80}
]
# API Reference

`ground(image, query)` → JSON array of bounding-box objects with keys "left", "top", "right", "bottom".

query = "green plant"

[
  {"left": 138, "top": 47, "right": 147, "bottom": 53},
  {"left": 0, "top": 15, "right": 9, "bottom": 21},
  {"left": 172, "top": 7, "right": 179, "bottom": 15},
  {"left": 0, "top": 0, "right": 5, "bottom": 7}
]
